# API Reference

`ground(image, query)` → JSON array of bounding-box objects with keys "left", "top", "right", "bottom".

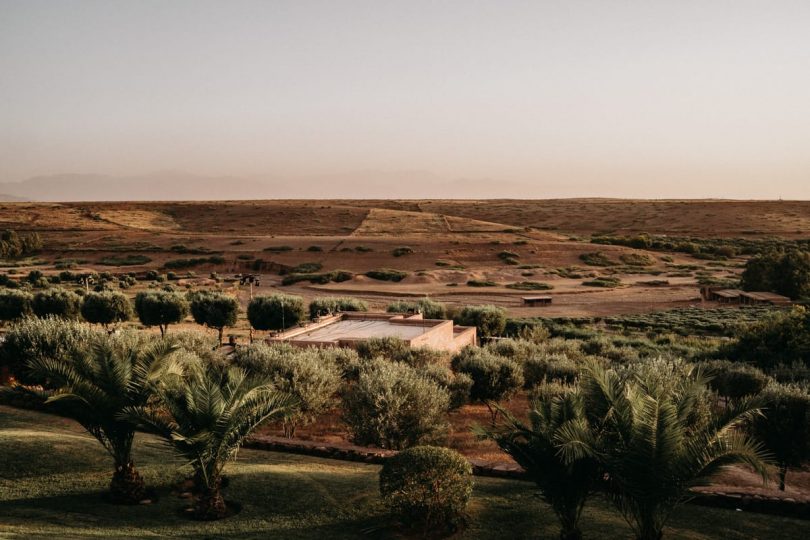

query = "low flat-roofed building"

[
  {"left": 522, "top": 295, "right": 552, "bottom": 306},
  {"left": 707, "top": 288, "right": 744, "bottom": 303},
  {"left": 739, "top": 291, "right": 792, "bottom": 306},
  {"left": 268, "top": 312, "right": 477, "bottom": 352}
]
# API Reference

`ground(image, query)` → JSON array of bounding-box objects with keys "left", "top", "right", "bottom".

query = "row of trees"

[{"left": 0, "top": 229, "right": 42, "bottom": 258}]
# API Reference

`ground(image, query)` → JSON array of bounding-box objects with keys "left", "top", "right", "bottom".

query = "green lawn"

[{"left": 0, "top": 405, "right": 803, "bottom": 539}]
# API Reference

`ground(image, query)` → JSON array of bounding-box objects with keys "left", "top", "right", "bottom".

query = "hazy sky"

[{"left": 1, "top": 0, "right": 809, "bottom": 198}]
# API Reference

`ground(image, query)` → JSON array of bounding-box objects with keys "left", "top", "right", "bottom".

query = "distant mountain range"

[{"left": 0, "top": 171, "right": 533, "bottom": 202}]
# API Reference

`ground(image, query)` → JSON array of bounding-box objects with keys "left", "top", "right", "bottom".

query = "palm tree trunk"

[
  {"left": 109, "top": 461, "right": 146, "bottom": 504},
  {"left": 194, "top": 476, "right": 227, "bottom": 520},
  {"left": 779, "top": 463, "right": 788, "bottom": 491}
]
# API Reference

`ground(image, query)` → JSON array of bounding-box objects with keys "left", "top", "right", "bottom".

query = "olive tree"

[
  {"left": 134, "top": 291, "right": 189, "bottom": 337},
  {"left": 752, "top": 383, "right": 810, "bottom": 491},
  {"left": 308, "top": 296, "right": 368, "bottom": 319},
  {"left": 188, "top": 291, "right": 239, "bottom": 344},
  {"left": 247, "top": 293, "right": 305, "bottom": 331},
  {"left": 81, "top": 291, "right": 133, "bottom": 328},
  {"left": 453, "top": 304, "right": 507, "bottom": 340},
  {"left": 343, "top": 360, "right": 450, "bottom": 449},
  {"left": 32, "top": 288, "right": 81, "bottom": 319},
  {"left": 0, "top": 290, "right": 32, "bottom": 324},
  {"left": 231, "top": 343, "right": 341, "bottom": 437},
  {"left": 451, "top": 347, "right": 523, "bottom": 424}
]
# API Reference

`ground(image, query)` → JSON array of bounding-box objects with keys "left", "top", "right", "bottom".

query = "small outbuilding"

[
  {"left": 739, "top": 291, "right": 792, "bottom": 306},
  {"left": 702, "top": 288, "right": 743, "bottom": 303},
  {"left": 522, "top": 295, "right": 553, "bottom": 306}
]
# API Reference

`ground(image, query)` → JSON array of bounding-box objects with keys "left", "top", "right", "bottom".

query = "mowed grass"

[{"left": 0, "top": 405, "right": 804, "bottom": 539}]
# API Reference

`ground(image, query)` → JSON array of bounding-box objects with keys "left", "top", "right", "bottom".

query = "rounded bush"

[
  {"left": 81, "top": 291, "right": 133, "bottom": 327},
  {"left": 0, "top": 290, "right": 32, "bottom": 323},
  {"left": 31, "top": 288, "right": 81, "bottom": 319},
  {"left": 134, "top": 291, "right": 189, "bottom": 336},
  {"left": 387, "top": 298, "right": 447, "bottom": 319},
  {"left": 423, "top": 365, "right": 472, "bottom": 409},
  {"left": 451, "top": 347, "right": 524, "bottom": 404},
  {"left": 343, "top": 360, "right": 449, "bottom": 449},
  {"left": 247, "top": 293, "right": 305, "bottom": 331},
  {"left": 308, "top": 296, "right": 368, "bottom": 319},
  {"left": 379, "top": 445, "right": 473, "bottom": 532},
  {"left": 187, "top": 291, "right": 239, "bottom": 342},
  {"left": 704, "top": 360, "right": 770, "bottom": 399},
  {"left": 453, "top": 305, "right": 507, "bottom": 339}
]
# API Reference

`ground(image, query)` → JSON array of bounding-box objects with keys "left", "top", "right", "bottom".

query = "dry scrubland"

[
  {"left": 5, "top": 198, "right": 808, "bottom": 321},
  {"left": 2, "top": 199, "right": 810, "bottom": 538}
]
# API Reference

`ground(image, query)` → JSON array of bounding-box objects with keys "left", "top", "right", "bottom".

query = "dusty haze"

[{"left": 1, "top": 1, "right": 809, "bottom": 199}]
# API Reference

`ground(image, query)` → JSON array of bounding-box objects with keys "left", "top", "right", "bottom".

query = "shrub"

[
  {"left": 521, "top": 353, "right": 579, "bottom": 388},
  {"left": 451, "top": 347, "right": 523, "bottom": 423},
  {"left": 453, "top": 305, "right": 507, "bottom": 339},
  {"left": 0, "top": 290, "right": 32, "bottom": 323},
  {"left": 31, "top": 288, "right": 81, "bottom": 319},
  {"left": 423, "top": 365, "right": 472, "bottom": 409},
  {"left": 391, "top": 246, "right": 414, "bottom": 257},
  {"left": 505, "top": 281, "right": 553, "bottom": 291},
  {"left": 231, "top": 343, "right": 342, "bottom": 437},
  {"left": 343, "top": 360, "right": 449, "bottom": 449},
  {"left": 306, "top": 245, "right": 323, "bottom": 252},
  {"left": 247, "top": 293, "right": 305, "bottom": 331},
  {"left": 188, "top": 291, "right": 239, "bottom": 343},
  {"left": 80, "top": 291, "right": 133, "bottom": 327},
  {"left": 98, "top": 254, "right": 152, "bottom": 266},
  {"left": 703, "top": 360, "right": 769, "bottom": 400},
  {"left": 497, "top": 250, "right": 519, "bottom": 262},
  {"left": 355, "top": 337, "right": 448, "bottom": 369},
  {"left": 289, "top": 262, "right": 323, "bottom": 274},
  {"left": 0, "top": 316, "right": 96, "bottom": 385},
  {"left": 134, "top": 291, "right": 189, "bottom": 336},
  {"left": 163, "top": 256, "right": 225, "bottom": 269},
  {"left": 263, "top": 245, "right": 293, "bottom": 252},
  {"left": 366, "top": 268, "right": 408, "bottom": 282},
  {"left": 466, "top": 279, "right": 497, "bottom": 287},
  {"left": 387, "top": 298, "right": 447, "bottom": 319},
  {"left": 582, "top": 276, "right": 621, "bottom": 287},
  {"left": 309, "top": 296, "right": 368, "bottom": 318},
  {"left": 619, "top": 252, "right": 655, "bottom": 266},
  {"left": 726, "top": 307, "right": 810, "bottom": 370},
  {"left": 579, "top": 252, "right": 614, "bottom": 266},
  {"left": 379, "top": 446, "right": 473, "bottom": 533},
  {"left": 281, "top": 270, "right": 353, "bottom": 286}
]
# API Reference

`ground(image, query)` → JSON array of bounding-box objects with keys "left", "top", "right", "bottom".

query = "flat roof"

[
  {"left": 740, "top": 291, "right": 791, "bottom": 301},
  {"left": 713, "top": 289, "right": 743, "bottom": 297},
  {"left": 287, "top": 318, "right": 437, "bottom": 343}
]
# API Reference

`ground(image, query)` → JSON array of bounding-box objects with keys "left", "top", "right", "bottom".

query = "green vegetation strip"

[{"left": 0, "top": 406, "right": 806, "bottom": 539}]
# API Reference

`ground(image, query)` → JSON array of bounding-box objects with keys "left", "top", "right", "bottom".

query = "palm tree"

[
  {"left": 482, "top": 383, "right": 599, "bottom": 540},
  {"left": 577, "top": 359, "right": 770, "bottom": 540},
  {"left": 123, "top": 362, "right": 295, "bottom": 520},
  {"left": 27, "top": 333, "right": 178, "bottom": 504}
]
